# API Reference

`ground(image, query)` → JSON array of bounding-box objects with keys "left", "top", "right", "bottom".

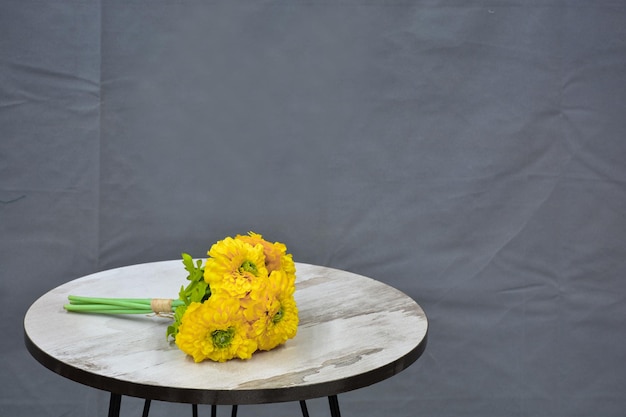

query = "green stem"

[
  {"left": 68, "top": 295, "right": 153, "bottom": 305},
  {"left": 77, "top": 300, "right": 150, "bottom": 309},
  {"left": 64, "top": 304, "right": 153, "bottom": 314}
]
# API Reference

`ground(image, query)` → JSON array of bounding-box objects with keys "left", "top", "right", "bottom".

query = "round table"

[{"left": 24, "top": 261, "right": 428, "bottom": 417}]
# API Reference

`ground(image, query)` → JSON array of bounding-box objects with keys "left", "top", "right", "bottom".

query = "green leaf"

[
  {"left": 182, "top": 253, "right": 195, "bottom": 273},
  {"left": 176, "top": 253, "right": 210, "bottom": 306},
  {"left": 166, "top": 303, "right": 188, "bottom": 341}
]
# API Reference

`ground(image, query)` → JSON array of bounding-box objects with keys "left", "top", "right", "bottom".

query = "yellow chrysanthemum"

[
  {"left": 175, "top": 296, "right": 257, "bottom": 362},
  {"left": 268, "top": 269, "right": 295, "bottom": 298},
  {"left": 243, "top": 300, "right": 279, "bottom": 339},
  {"left": 236, "top": 277, "right": 279, "bottom": 339},
  {"left": 236, "top": 232, "right": 296, "bottom": 285},
  {"left": 253, "top": 270, "right": 298, "bottom": 351},
  {"left": 256, "top": 293, "right": 298, "bottom": 351},
  {"left": 204, "top": 237, "right": 269, "bottom": 299}
]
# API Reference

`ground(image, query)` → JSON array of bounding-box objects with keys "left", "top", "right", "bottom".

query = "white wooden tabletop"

[{"left": 24, "top": 261, "right": 427, "bottom": 404}]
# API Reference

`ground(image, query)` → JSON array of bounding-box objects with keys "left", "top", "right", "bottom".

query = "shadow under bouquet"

[{"left": 64, "top": 232, "right": 298, "bottom": 362}]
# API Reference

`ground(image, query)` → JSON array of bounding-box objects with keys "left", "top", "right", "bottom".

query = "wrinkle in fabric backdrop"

[{"left": 2, "top": 2, "right": 626, "bottom": 417}]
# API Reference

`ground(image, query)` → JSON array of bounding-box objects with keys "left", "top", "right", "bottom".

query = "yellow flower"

[
  {"left": 236, "top": 232, "right": 296, "bottom": 285},
  {"left": 204, "top": 237, "right": 269, "bottom": 298},
  {"left": 255, "top": 270, "right": 299, "bottom": 351},
  {"left": 256, "top": 294, "right": 298, "bottom": 351},
  {"left": 237, "top": 277, "right": 278, "bottom": 339},
  {"left": 175, "top": 296, "right": 257, "bottom": 362}
]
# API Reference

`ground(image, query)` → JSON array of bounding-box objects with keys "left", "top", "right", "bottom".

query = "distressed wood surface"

[{"left": 24, "top": 261, "right": 428, "bottom": 404}]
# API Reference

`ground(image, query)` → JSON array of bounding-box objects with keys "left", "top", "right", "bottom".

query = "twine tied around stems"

[{"left": 150, "top": 298, "right": 173, "bottom": 314}]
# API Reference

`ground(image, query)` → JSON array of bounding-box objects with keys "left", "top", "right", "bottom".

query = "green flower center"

[
  {"left": 272, "top": 306, "right": 284, "bottom": 324},
  {"left": 211, "top": 327, "right": 235, "bottom": 349},
  {"left": 239, "top": 260, "right": 258, "bottom": 276}
]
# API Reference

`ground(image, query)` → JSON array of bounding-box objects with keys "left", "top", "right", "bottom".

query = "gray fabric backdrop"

[{"left": 2, "top": 1, "right": 625, "bottom": 416}]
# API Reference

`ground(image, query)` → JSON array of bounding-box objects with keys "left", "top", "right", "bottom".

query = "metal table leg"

[
  {"left": 300, "top": 400, "right": 310, "bottom": 417},
  {"left": 107, "top": 393, "right": 121, "bottom": 417},
  {"left": 328, "top": 395, "right": 341, "bottom": 417}
]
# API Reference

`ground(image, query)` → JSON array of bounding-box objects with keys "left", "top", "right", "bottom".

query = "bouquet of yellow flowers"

[{"left": 64, "top": 232, "right": 298, "bottom": 362}]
